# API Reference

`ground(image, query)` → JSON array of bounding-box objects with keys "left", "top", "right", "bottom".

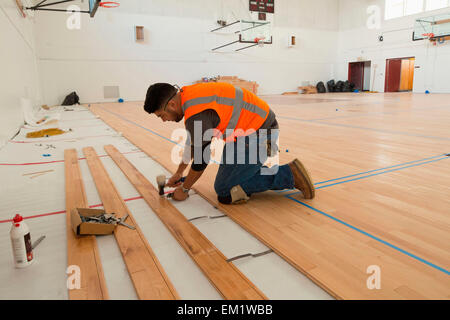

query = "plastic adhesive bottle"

[{"left": 10, "top": 214, "right": 34, "bottom": 268}]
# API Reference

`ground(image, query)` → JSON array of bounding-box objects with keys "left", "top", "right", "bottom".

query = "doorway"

[
  {"left": 385, "top": 57, "right": 415, "bottom": 92},
  {"left": 348, "top": 61, "right": 371, "bottom": 91}
]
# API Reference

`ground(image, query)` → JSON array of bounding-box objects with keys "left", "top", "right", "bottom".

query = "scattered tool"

[
  {"left": 30, "top": 172, "right": 49, "bottom": 179},
  {"left": 32, "top": 235, "right": 46, "bottom": 250},
  {"left": 116, "top": 214, "right": 135, "bottom": 230},
  {"left": 23, "top": 170, "right": 54, "bottom": 177},
  {"left": 156, "top": 175, "right": 186, "bottom": 196},
  {"left": 226, "top": 249, "right": 273, "bottom": 263},
  {"left": 188, "top": 214, "right": 227, "bottom": 222},
  {"left": 80, "top": 213, "right": 135, "bottom": 230},
  {"left": 157, "top": 175, "right": 166, "bottom": 196}
]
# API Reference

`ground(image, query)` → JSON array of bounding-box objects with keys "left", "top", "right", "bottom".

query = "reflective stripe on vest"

[{"left": 182, "top": 86, "right": 268, "bottom": 135}]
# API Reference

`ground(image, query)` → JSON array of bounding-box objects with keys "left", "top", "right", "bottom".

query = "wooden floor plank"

[
  {"left": 64, "top": 149, "right": 109, "bottom": 300},
  {"left": 82, "top": 147, "right": 179, "bottom": 300},
  {"left": 104, "top": 144, "right": 267, "bottom": 300}
]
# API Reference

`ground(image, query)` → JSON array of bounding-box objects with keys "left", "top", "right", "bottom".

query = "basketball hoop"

[
  {"left": 422, "top": 33, "right": 437, "bottom": 45},
  {"left": 254, "top": 37, "right": 266, "bottom": 47},
  {"left": 99, "top": 1, "right": 120, "bottom": 8},
  {"left": 422, "top": 32, "right": 435, "bottom": 39}
]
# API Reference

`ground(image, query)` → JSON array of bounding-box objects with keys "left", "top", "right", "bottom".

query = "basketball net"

[
  {"left": 254, "top": 37, "right": 266, "bottom": 47},
  {"left": 422, "top": 33, "right": 437, "bottom": 46}
]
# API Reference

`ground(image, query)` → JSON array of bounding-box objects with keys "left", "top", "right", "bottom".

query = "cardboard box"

[
  {"left": 196, "top": 76, "right": 259, "bottom": 94},
  {"left": 71, "top": 208, "right": 117, "bottom": 236},
  {"left": 298, "top": 85, "right": 318, "bottom": 94}
]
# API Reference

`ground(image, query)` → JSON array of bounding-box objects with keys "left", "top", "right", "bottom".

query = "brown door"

[
  {"left": 348, "top": 62, "right": 364, "bottom": 91},
  {"left": 385, "top": 59, "right": 402, "bottom": 92}
]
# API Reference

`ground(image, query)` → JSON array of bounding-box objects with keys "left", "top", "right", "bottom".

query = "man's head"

[{"left": 143, "top": 83, "right": 183, "bottom": 122}]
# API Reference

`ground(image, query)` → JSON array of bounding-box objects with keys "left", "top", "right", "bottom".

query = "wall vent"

[{"left": 103, "top": 86, "right": 120, "bottom": 99}]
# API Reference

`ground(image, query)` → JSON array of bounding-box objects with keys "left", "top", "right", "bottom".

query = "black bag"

[
  {"left": 343, "top": 80, "right": 352, "bottom": 92},
  {"left": 327, "top": 80, "right": 335, "bottom": 92},
  {"left": 335, "top": 81, "right": 344, "bottom": 92},
  {"left": 316, "top": 81, "right": 326, "bottom": 93},
  {"left": 62, "top": 91, "right": 80, "bottom": 106}
]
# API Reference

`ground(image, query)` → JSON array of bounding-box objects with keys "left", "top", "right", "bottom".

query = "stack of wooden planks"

[{"left": 298, "top": 86, "right": 318, "bottom": 94}]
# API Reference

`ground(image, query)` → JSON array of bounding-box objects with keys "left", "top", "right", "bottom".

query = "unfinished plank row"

[
  {"left": 64, "top": 149, "right": 109, "bottom": 300},
  {"left": 82, "top": 147, "right": 179, "bottom": 300},
  {"left": 104, "top": 144, "right": 267, "bottom": 300}
]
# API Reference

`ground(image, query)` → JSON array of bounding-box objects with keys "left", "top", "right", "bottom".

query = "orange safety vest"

[{"left": 182, "top": 82, "right": 270, "bottom": 141}]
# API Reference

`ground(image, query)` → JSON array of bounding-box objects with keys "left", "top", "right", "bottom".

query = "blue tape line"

[
  {"left": 277, "top": 115, "right": 450, "bottom": 141},
  {"left": 316, "top": 156, "right": 449, "bottom": 190},
  {"left": 315, "top": 154, "right": 447, "bottom": 186},
  {"left": 97, "top": 106, "right": 222, "bottom": 165},
  {"left": 99, "top": 106, "right": 450, "bottom": 276},
  {"left": 286, "top": 156, "right": 449, "bottom": 197},
  {"left": 286, "top": 195, "right": 450, "bottom": 276},
  {"left": 308, "top": 111, "right": 396, "bottom": 121},
  {"left": 274, "top": 189, "right": 294, "bottom": 193},
  {"left": 98, "top": 106, "right": 182, "bottom": 146},
  {"left": 318, "top": 121, "right": 450, "bottom": 141},
  {"left": 276, "top": 154, "right": 444, "bottom": 195}
]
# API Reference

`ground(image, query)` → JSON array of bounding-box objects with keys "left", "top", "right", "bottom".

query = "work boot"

[{"left": 288, "top": 159, "right": 315, "bottom": 199}]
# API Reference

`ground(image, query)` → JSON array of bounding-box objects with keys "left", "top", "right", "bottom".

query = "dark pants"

[{"left": 214, "top": 135, "right": 294, "bottom": 203}]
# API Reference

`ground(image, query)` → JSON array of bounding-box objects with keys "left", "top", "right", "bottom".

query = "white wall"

[
  {"left": 337, "top": 0, "right": 450, "bottom": 93},
  {"left": 0, "top": 0, "right": 40, "bottom": 147},
  {"left": 34, "top": 0, "right": 339, "bottom": 105},
  {"left": 363, "top": 61, "right": 371, "bottom": 91}
]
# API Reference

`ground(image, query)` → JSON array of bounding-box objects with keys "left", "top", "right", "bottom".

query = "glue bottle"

[{"left": 10, "top": 214, "right": 34, "bottom": 268}]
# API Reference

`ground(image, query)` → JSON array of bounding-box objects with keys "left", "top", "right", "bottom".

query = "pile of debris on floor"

[
  {"left": 283, "top": 80, "right": 357, "bottom": 95},
  {"left": 197, "top": 76, "right": 259, "bottom": 94}
]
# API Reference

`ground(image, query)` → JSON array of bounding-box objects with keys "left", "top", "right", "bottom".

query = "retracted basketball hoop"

[{"left": 24, "top": 0, "right": 120, "bottom": 17}]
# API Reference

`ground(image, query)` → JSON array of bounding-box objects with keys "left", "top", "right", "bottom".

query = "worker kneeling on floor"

[{"left": 143, "top": 82, "right": 315, "bottom": 204}]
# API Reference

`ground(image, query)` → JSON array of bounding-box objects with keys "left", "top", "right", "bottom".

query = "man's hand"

[
  {"left": 167, "top": 173, "right": 183, "bottom": 187},
  {"left": 172, "top": 186, "right": 189, "bottom": 201}
]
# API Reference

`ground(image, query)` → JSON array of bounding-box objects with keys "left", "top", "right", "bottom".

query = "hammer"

[{"left": 156, "top": 175, "right": 186, "bottom": 196}]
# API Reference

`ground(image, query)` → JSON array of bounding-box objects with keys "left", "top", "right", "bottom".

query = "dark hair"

[{"left": 143, "top": 83, "right": 177, "bottom": 114}]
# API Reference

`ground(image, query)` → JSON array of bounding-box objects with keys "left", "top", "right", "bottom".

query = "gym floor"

[
  {"left": 1, "top": 92, "right": 448, "bottom": 299},
  {"left": 91, "top": 92, "right": 450, "bottom": 299}
]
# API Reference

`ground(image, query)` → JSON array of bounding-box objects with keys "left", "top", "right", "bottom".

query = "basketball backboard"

[
  {"left": 22, "top": 0, "right": 115, "bottom": 18},
  {"left": 89, "top": 0, "right": 101, "bottom": 17},
  {"left": 210, "top": 19, "right": 272, "bottom": 51},
  {"left": 413, "top": 13, "right": 450, "bottom": 40},
  {"left": 239, "top": 20, "right": 272, "bottom": 44}
]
